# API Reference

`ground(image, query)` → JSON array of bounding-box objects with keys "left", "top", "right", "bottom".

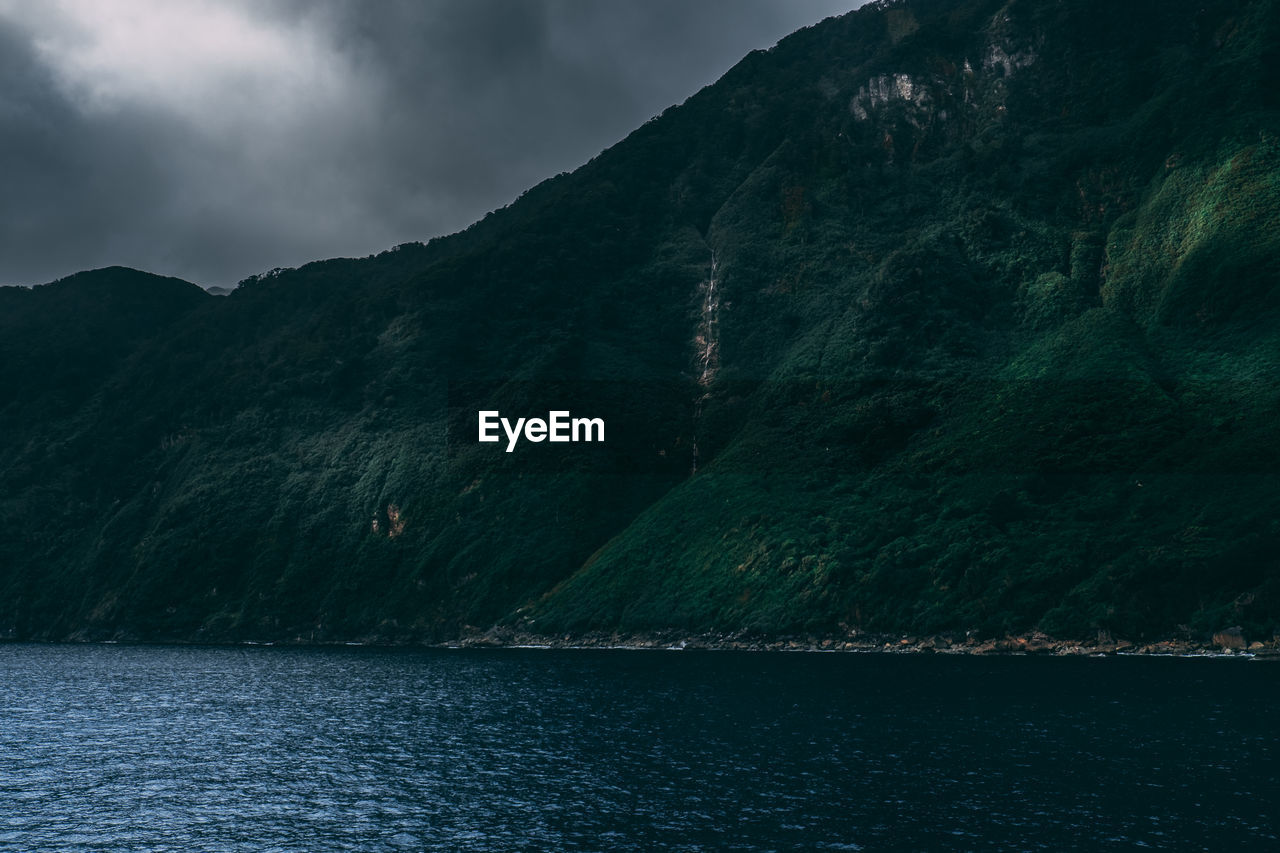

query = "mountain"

[{"left": 2, "top": 0, "right": 1279, "bottom": 645}]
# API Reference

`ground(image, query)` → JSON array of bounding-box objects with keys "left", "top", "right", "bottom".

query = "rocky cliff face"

[{"left": 2, "top": 0, "right": 1279, "bottom": 644}]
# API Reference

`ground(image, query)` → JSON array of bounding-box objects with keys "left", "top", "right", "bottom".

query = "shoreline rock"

[
  {"left": 439, "top": 627, "right": 1280, "bottom": 658},
  {"left": 6, "top": 627, "right": 1277, "bottom": 658}
]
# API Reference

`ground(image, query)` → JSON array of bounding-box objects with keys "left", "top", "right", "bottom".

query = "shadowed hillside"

[{"left": 2, "top": 0, "right": 1279, "bottom": 644}]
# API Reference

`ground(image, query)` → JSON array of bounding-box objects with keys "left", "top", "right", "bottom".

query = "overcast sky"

[{"left": 0, "top": 1, "right": 862, "bottom": 289}]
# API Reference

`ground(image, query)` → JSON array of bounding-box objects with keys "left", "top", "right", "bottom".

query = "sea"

[{"left": 0, "top": 643, "right": 1275, "bottom": 851}]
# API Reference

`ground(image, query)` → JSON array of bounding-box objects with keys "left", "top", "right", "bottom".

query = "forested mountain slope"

[{"left": 2, "top": 0, "right": 1279, "bottom": 644}]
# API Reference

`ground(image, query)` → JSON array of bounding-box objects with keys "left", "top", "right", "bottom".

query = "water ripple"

[{"left": 0, "top": 645, "right": 1276, "bottom": 850}]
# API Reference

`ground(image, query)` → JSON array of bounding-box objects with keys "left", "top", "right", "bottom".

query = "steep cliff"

[{"left": 2, "top": 0, "right": 1279, "bottom": 643}]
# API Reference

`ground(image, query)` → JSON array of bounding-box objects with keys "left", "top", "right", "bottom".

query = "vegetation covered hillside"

[{"left": 2, "top": 0, "right": 1279, "bottom": 644}]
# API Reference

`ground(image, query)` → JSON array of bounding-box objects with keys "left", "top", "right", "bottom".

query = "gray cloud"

[{"left": 0, "top": 1, "right": 862, "bottom": 289}]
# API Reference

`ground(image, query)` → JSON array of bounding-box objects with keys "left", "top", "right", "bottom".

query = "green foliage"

[{"left": 2, "top": 0, "right": 1280, "bottom": 643}]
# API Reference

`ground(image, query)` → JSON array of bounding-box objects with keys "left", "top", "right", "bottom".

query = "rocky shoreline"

[
  {"left": 11, "top": 625, "right": 1277, "bottom": 657},
  {"left": 443, "top": 626, "right": 1280, "bottom": 658}
]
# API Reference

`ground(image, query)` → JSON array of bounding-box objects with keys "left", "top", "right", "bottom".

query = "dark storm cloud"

[
  {"left": 0, "top": 1, "right": 861, "bottom": 289},
  {"left": 0, "top": 21, "right": 170, "bottom": 272}
]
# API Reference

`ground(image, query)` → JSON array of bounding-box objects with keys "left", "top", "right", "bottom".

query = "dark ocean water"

[{"left": 0, "top": 644, "right": 1275, "bottom": 851}]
